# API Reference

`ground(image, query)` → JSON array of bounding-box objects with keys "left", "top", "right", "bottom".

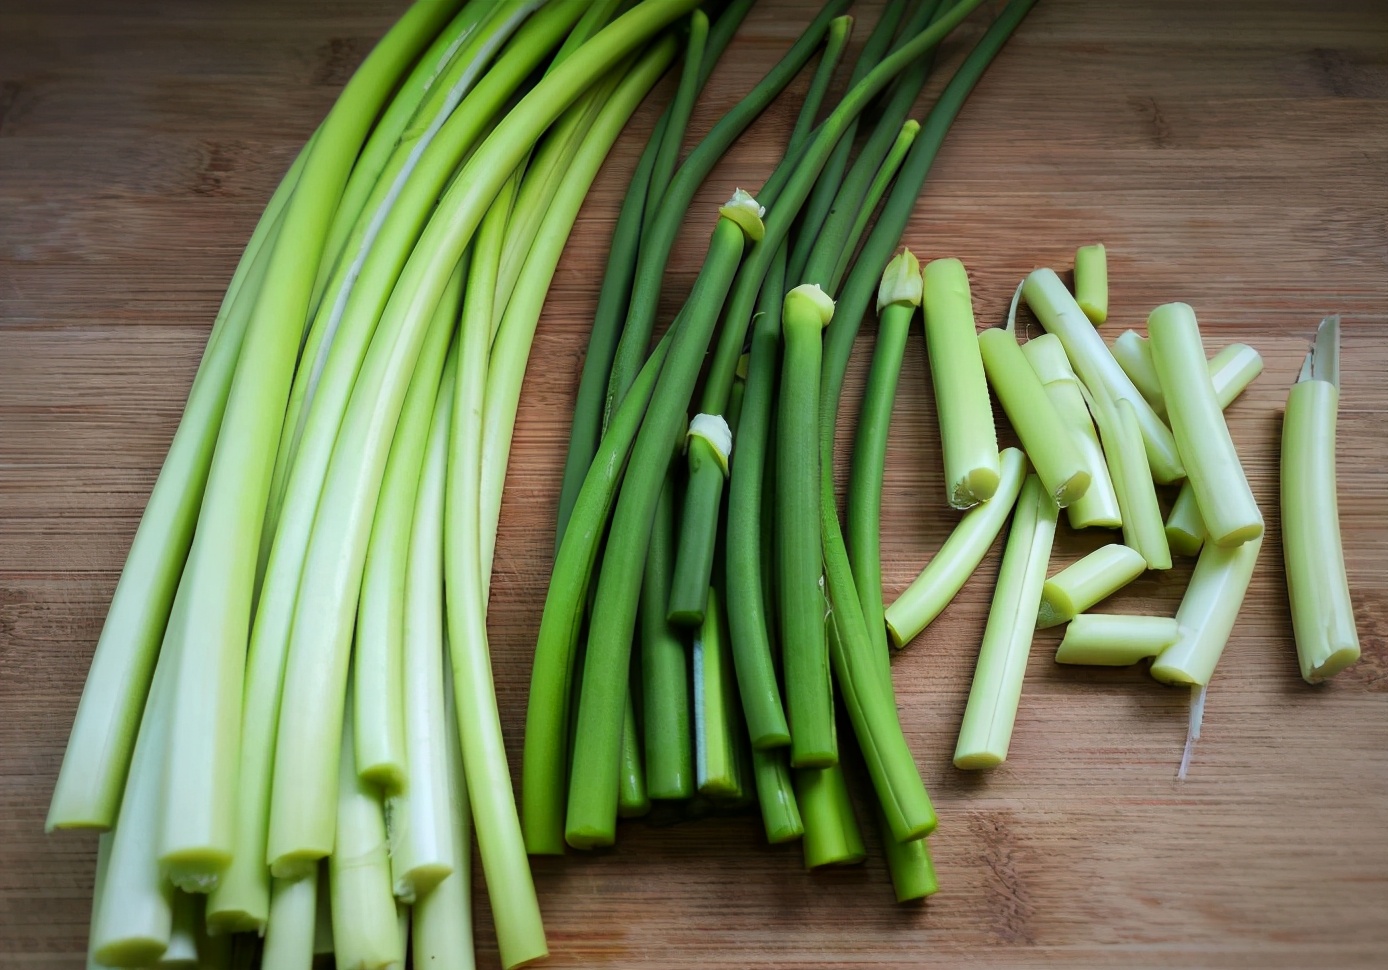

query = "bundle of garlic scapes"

[{"left": 47, "top": 1, "right": 707, "bottom": 966}]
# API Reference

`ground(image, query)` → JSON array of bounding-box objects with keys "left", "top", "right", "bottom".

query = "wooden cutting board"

[{"left": 2, "top": 0, "right": 1385, "bottom": 966}]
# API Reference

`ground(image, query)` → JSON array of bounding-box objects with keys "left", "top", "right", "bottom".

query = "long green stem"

[
  {"left": 521, "top": 335, "right": 671, "bottom": 855},
  {"left": 954, "top": 474, "right": 1057, "bottom": 769},
  {"left": 479, "top": 43, "right": 678, "bottom": 582},
  {"left": 388, "top": 349, "right": 459, "bottom": 902},
  {"left": 554, "top": 0, "right": 753, "bottom": 545},
  {"left": 269, "top": 0, "right": 696, "bottom": 894},
  {"left": 642, "top": 470, "right": 693, "bottom": 799},
  {"left": 330, "top": 687, "right": 400, "bottom": 970},
  {"left": 47, "top": 135, "right": 306, "bottom": 834},
  {"left": 847, "top": 252, "right": 921, "bottom": 685},
  {"left": 1148, "top": 302, "right": 1263, "bottom": 547},
  {"left": 724, "top": 246, "right": 793, "bottom": 750},
  {"left": 618, "top": 687, "right": 649, "bottom": 816},
  {"left": 777, "top": 285, "right": 838, "bottom": 768},
  {"left": 156, "top": 0, "right": 471, "bottom": 892},
  {"left": 602, "top": 0, "right": 852, "bottom": 421},
  {"left": 695, "top": 586, "right": 742, "bottom": 796},
  {"left": 567, "top": 206, "right": 759, "bottom": 850},
  {"left": 1282, "top": 316, "right": 1359, "bottom": 683},
  {"left": 885, "top": 448, "right": 1027, "bottom": 649},
  {"left": 642, "top": 10, "right": 708, "bottom": 234},
  {"left": 355, "top": 268, "right": 462, "bottom": 794}
]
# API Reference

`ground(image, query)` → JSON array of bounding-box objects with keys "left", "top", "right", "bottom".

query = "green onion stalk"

[
  {"left": 816, "top": 0, "right": 1039, "bottom": 842},
  {"left": 388, "top": 346, "right": 459, "bottom": 903},
  {"left": 566, "top": 196, "right": 763, "bottom": 850},
  {"left": 846, "top": 251, "right": 922, "bottom": 682},
  {"left": 1147, "top": 302, "right": 1263, "bottom": 547},
  {"left": 210, "top": 1, "right": 584, "bottom": 931},
  {"left": 1055, "top": 614, "right": 1179, "bottom": 667},
  {"left": 724, "top": 246, "right": 793, "bottom": 750},
  {"left": 46, "top": 140, "right": 307, "bottom": 834},
  {"left": 778, "top": 285, "right": 840, "bottom": 768},
  {"left": 521, "top": 334, "right": 672, "bottom": 855},
  {"left": 664, "top": 11, "right": 854, "bottom": 628},
  {"left": 554, "top": 0, "right": 757, "bottom": 543},
  {"left": 259, "top": 11, "right": 696, "bottom": 968},
  {"left": 155, "top": 0, "right": 467, "bottom": 895},
  {"left": 1281, "top": 316, "right": 1359, "bottom": 683},
  {"left": 641, "top": 467, "right": 693, "bottom": 800}
]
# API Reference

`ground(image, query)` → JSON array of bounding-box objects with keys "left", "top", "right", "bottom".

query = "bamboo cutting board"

[{"left": 2, "top": 1, "right": 1386, "bottom": 967}]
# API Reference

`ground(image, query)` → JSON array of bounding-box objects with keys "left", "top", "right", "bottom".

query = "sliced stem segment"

[
  {"left": 1282, "top": 316, "right": 1360, "bottom": 683},
  {"left": 1055, "top": 614, "right": 1178, "bottom": 666},
  {"left": 1073, "top": 243, "right": 1107, "bottom": 325},
  {"left": 777, "top": 284, "right": 839, "bottom": 769},
  {"left": 848, "top": 250, "right": 922, "bottom": 664},
  {"left": 954, "top": 474, "right": 1058, "bottom": 770},
  {"left": 1022, "top": 268, "right": 1182, "bottom": 483},
  {"left": 1020, "top": 332, "right": 1120, "bottom": 530},
  {"left": 1038, "top": 543, "right": 1147, "bottom": 629},
  {"left": 885, "top": 448, "right": 1027, "bottom": 649},
  {"left": 1150, "top": 536, "right": 1263, "bottom": 687},
  {"left": 1147, "top": 302, "right": 1263, "bottom": 547},
  {"left": 922, "top": 257, "right": 1000, "bottom": 508},
  {"left": 979, "top": 323, "right": 1090, "bottom": 507},
  {"left": 796, "top": 766, "right": 866, "bottom": 868},
  {"left": 752, "top": 748, "right": 803, "bottom": 844}
]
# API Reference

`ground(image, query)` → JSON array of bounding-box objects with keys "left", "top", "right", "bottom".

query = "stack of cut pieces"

[{"left": 878, "top": 244, "right": 1360, "bottom": 780}]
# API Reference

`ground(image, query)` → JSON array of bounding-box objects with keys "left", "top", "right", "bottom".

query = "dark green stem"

[{"left": 640, "top": 469, "right": 692, "bottom": 799}]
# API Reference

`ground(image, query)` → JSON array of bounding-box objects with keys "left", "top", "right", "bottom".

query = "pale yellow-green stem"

[
  {"left": 1165, "top": 483, "right": 1206, "bottom": 557},
  {"left": 1054, "top": 614, "right": 1178, "bottom": 666},
  {"left": 1282, "top": 315, "right": 1359, "bottom": 683},
  {"left": 1113, "top": 331, "right": 1264, "bottom": 423},
  {"left": 1020, "top": 332, "right": 1120, "bottom": 530},
  {"left": 1038, "top": 543, "right": 1147, "bottom": 629},
  {"left": 954, "top": 474, "right": 1058, "bottom": 769},
  {"left": 885, "top": 448, "right": 1027, "bottom": 648},
  {"left": 921, "top": 257, "right": 1000, "bottom": 507},
  {"left": 1074, "top": 243, "right": 1107, "bottom": 325},
  {"left": 1150, "top": 536, "right": 1263, "bottom": 686},
  {"left": 1023, "top": 268, "right": 1183, "bottom": 483},
  {"left": 260, "top": 874, "right": 317, "bottom": 970},
  {"left": 979, "top": 324, "right": 1090, "bottom": 506},
  {"left": 1085, "top": 385, "right": 1171, "bottom": 570},
  {"left": 1147, "top": 302, "right": 1263, "bottom": 547}
]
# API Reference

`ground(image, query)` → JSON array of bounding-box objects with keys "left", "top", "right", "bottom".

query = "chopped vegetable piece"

[
  {"left": 1282, "top": 315, "right": 1360, "bottom": 683},
  {"left": 954, "top": 474, "right": 1058, "bottom": 770},
  {"left": 1073, "top": 243, "right": 1108, "bottom": 325},
  {"left": 1054, "top": 614, "right": 1179, "bottom": 666},
  {"left": 922, "top": 257, "right": 1001, "bottom": 507},
  {"left": 1147, "top": 303, "right": 1263, "bottom": 547},
  {"left": 1150, "top": 536, "right": 1263, "bottom": 686},
  {"left": 885, "top": 448, "right": 1027, "bottom": 648},
  {"left": 1038, "top": 543, "right": 1147, "bottom": 629}
]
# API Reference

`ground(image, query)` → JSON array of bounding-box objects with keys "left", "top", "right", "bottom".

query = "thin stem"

[
  {"left": 885, "top": 448, "right": 1027, "bottom": 649},
  {"left": 751, "top": 748, "right": 803, "bottom": 843},
  {"left": 641, "top": 469, "right": 693, "bottom": 800}
]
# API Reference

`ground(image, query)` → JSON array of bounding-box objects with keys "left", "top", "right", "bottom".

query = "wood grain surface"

[{"left": 2, "top": 0, "right": 1386, "bottom": 967}]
